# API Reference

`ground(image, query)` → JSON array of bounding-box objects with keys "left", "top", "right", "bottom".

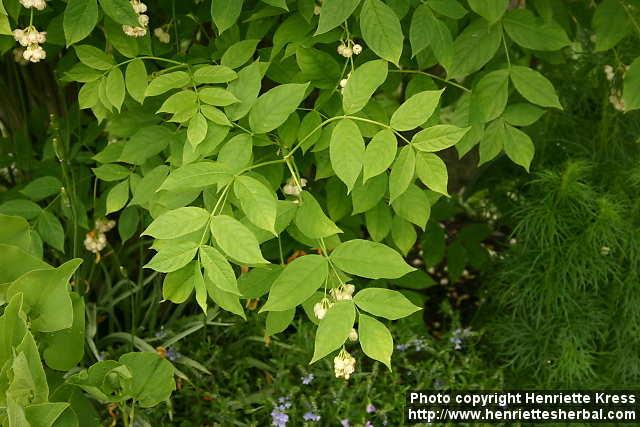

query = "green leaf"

[
  {"left": 329, "top": 119, "right": 365, "bottom": 192},
  {"left": 234, "top": 175, "right": 277, "bottom": 233},
  {"left": 391, "top": 184, "right": 431, "bottom": 229},
  {"left": 106, "top": 68, "right": 125, "bottom": 112},
  {"left": 358, "top": 313, "right": 393, "bottom": 368},
  {"left": 7, "top": 259, "right": 82, "bottom": 332},
  {"left": 330, "top": 239, "right": 415, "bottom": 279},
  {"left": 315, "top": 0, "right": 361, "bottom": 35},
  {"left": 470, "top": 69, "right": 509, "bottom": 123},
  {"left": 342, "top": 59, "right": 388, "bottom": 114},
  {"left": 389, "top": 145, "right": 415, "bottom": 203},
  {"left": 64, "top": 0, "right": 99, "bottom": 46},
  {"left": 360, "top": 0, "right": 404, "bottom": 65},
  {"left": 503, "top": 124, "right": 534, "bottom": 171},
  {"left": 20, "top": 176, "right": 62, "bottom": 201},
  {"left": 130, "top": 165, "right": 169, "bottom": 206},
  {"left": 354, "top": 288, "right": 421, "bottom": 320},
  {"left": 217, "top": 134, "right": 253, "bottom": 173},
  {"left": 91, "top": 163, "right": 131, "bottom": 182},
  {"left": 391, "top": 215, "right": 416, "bottom": 255},
  {"left": 199, "top": 87, "right": 239, "bottom": 106},
  {"left": 194, "top": 262, "right": 208, "bottom": 313},
  {"left": 296, "top": 47, "right": 342, "bottom": 88},
  {"left": 159, "top": 162, "right": 231, "bottom": 192},
  {"left": 210, "top": 215, "right": 268, "bottom": 265},
  {"left": 74, "top": 45, "right": 114, "bottom": 70},
  {"left": 193, "top": 65, "right": 238, "bottom": 84},
  {"left": 390, "top": 89, "right": 443, "bottom": 131},
  {"left": 221, "top": 39, "right": 260, "bottom": 69},
  {"left": 593, "top": 0, "right": 631, "bottom": 52},
  {"left": 78, "top": 80, "right": 100, "bottom": 109},
  {"left": 449, "top": 18, "right": 502, "bottom": 79},
  {"left": 41, "top": 293, "right": 85, "bottom": 370},
  {"left": 211, "top": 0, "right": 244, "bottom": 34},
  {"left": 311, "top": 301, "right": 356, "bottom": 363},
  {"left": 98, "top": 0, "right": 139, "bottom": 26},
  {"left": 478, "top": 118, "right": 506, "bottom": 165},
  {"left": 120, "top": 125, "right": 176, "bottom": 165},
  {"left": 266, "top": 309, "right": 295, "bottom": 335},
  {"left": 249, "top": 83, "right": 309, "bottom": 133},
  {"left": 294, "top": 191, "right": 342, "bottom": 239},
  {"left": 206, "top": 278, "right": 246, "bottom": 319},
  {"left": 365, "top": 202, "right": 392, "bottom": 242},
  {"left": 226, "top": 61, "right": 266, "bottom": 121},
  {"left": 426, "top": 0, "right": 467, "bottom": 19},
  {"left": 623, "top": 57, "right": 640, "bottom": 111},
  {"left": 0, "top": 200, "right": 41, "bottom": 220},
  {"left": 106, "top": 179, "right": 129, "bottom": 214},
  {"left": 238, "top": 265, "right": 283, "bottom": 298},
  {"left": 145, "top": 71, "right": 191, "bottom": 97},
  {"left": 260, "top": 254, "right": 329, "bottom": 311},
  {"left": 412, "top": 125, "right": 471, "bottom": 152},
  {"left": 162, "top": 262, "right": 195, "bottom": 303},
  {"left": 158, "top": 90, "right": 198, "bottom": 115},
  {"left": 502, "top": 9, "right": 571, "bottom": 51},
  {"left": 415, "top": 152, "right": 448, "bottom": 196},
  {"left": 503, "top": 103, "right": 545, "bottom": 126},
  {"left": 200, "top": 245, "right": 240, "bottom": 295},
  {"left": 352, "top": 173, "right": 387, "bottom": 214},
  {"left": 510, "top": 66, "right": 562, "bottom": 109},
  {"left": 410, "top": 4, "right": 453, "bottom": 68},
  {"left": 467, "top": 0, "right": 507, "bottom": 24},
  {"left": 201, "top": 105, "right": 232, "bottom": 126},
  {"left": 298, "top": 110, "right": 323, "bottom": 152},
  {"left": 145, "top": 240, "right": 199, "bottom": 273},
  {"left": 187, "top": 113, "right": 208, "bottom": 146},
  {"left": 363, "top": 128, "right": 397, "bottom": 182},
  {"left": 118, "top": 206, "right": 139, "bottom": 242},
  {"left": 118, "top": 352, "right": 175, "bottom": 408},
  {"left": 125, "top": 58, "right": 147, "bottom": 104},
  {"left": 36, "top": 210, "right": 65, "bottom": 252},
  {"left": 143, "top": 207, "right": 209, "bottom": 239}
]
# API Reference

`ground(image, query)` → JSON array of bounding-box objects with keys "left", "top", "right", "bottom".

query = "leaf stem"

[{"left": 389, "top": 69, "right": 471, "bottom": 93}]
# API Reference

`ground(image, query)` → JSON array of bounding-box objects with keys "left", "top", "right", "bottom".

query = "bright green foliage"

[{"left": 1, "top": 1, "right": 634, "bottom": 423}]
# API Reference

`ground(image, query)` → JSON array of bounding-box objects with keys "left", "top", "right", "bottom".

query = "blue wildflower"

[
  {"left": 301, "top": 373, "right": 314, "bottom": 385},
  {"left": 271, "top": 408, "right": 289, "bottom": 427},
  {"left": 303, "top": 411, "right": 321, "bottom": 422},
  {"left": 340, "top": 419, "right": 350, "bottom": 427},
  {"left": 366, "top": 403, "right": 376, "bottom": 413}
]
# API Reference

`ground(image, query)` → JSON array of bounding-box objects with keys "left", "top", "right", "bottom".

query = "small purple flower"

[
  {"left": 301, "top": 373, "right": 315, "bottom": 385},
  {"left": 166, "top": 348, "right": 180, "bottom": 361},
  {"left": 340, "top": 420, "right": 350, "bottom": 427},
  {"left": 303, "top": 411, "right": 321, "bottom": 422},
  {"left": 364, "top": 421, "right": 374, "bottom": 427},
  {"left": 396, "top": 343, "right": 409, "bottom": 351},
  {"left": 271, "top": 409, "right": 289, "bottom": 427},
  {"left": 276, "top": 397, "right": 292, "bottom": 411},
  {"left": 366, "top": 403, "right": 376, "bottom": 413}
]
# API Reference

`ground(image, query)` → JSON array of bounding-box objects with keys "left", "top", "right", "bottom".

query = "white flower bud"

[
  {"left": 348, "top": 328, "right": 358, "bottom": 342},
  {"left": 313, "top": 302, "right": 327, "bottom": 320},
  {"left": 334, "top": 349, "right": 356, "bottom": 379},
  {"left": 313, "top": 5, "right": 321, "bottom": 15},
  {"left": 342, "top": 46, "right": 353, "bottom": 58},
  {"left": 339, "top": 78, "right": 348, "bottom": 88},
  {"left": 138, "top": 14, "right": 149, "bottom": 27},
  {"left": 352, "top": 44, "right": 362, "bottom": 55},
  {"left": 337, "top": 44, "right": 346, "bottom": 55}
]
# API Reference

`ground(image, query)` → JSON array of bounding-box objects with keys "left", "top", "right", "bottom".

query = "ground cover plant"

[{"left": 1, "top": 0, "right": 640, "bottom": 425}]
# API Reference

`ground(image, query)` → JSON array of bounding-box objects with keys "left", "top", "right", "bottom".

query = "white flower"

[
  {"left": 337, "top": 44, "right": 346, "bottom": 55},
  {"left": 439, "top": 277, "right": 449, "bottom": 285},
  {"left": 313, "top": 5, "right": 321, "bottom": 15},
  {"left": 313, "top": 297, "right": 333, "bottom": 320},
  {"left": 348, "top": 328, "right": 358, "bottom": 342},
  {"left": 604, "top": 64, "right": 615, "bottom": 81},
  {"left": 600, "top": 246, "right": 611, "bottom": 256},
  {"left": 154, "top": 27, "right": 171, "bottom": 44},
  {"left": 341, "top": 46, "right": 353, "bottom": 58},
  {"left": 609, "top": 91, "right": 625, "bottom": 111},
  {"left": 330, "top": 284, "right": 355, "bottom": 301},
  {"left": 20, "top": 0, "right": 47, "bottom": 10},
  {"left": 282, "top": 177, "right": 307, "bottom": 196},
  {"left": 23, "top": 44, "right": 46, "bottom": 63},
  {"left": 123, "top": 25, "right": 147, "bottom": 37},
  {"left": 84, "top": 231, "right": 107, "bottom": 254},
  {"left": 339, "top": 78, "right": 348, "bottom": 88},
  {"left": 352, "top": 44, "right": 362, "bottom": 55},
  {"left": 95, "top": 218, "right": 116, "bottom": 233},
  {"left": 334, "top": 349, "right": 356, "bottom": 379},
  {"left": 131, "top": 0, "right": 147, "bottom": 14}
]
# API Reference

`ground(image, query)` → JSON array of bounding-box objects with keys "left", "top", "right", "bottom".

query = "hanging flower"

[
  {"left": 330, "top": 284, "right": 355, "bottom": 301},
  {"left": 154, "top": 27, "right": 171, "bottom": 44},
  {"left": 123, "top": 0, "right": 149, "bottom": 38},
  {"left": 348, "top": 328, "right": 358, "bottom": 342},
  {"left": 19, "top": 0, "right": 47, "bottom": 10},
  {"left": 13, "top": 26, "right": 47, "bottom": 63},
  {"left": 334, "top": 349, "right": 356, "bottom": 379},
  {"left": 313, "top": 297, "right": 332, "bottom": 320}
]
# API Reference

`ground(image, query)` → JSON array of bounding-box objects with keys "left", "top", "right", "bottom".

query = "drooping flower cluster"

[
  {"left": 154, "top": 27, "right": 170, "bottom": 43},
  {"left": 334, "top": 348, "right": 356, "bottom": 380},
  {"left": 84, "top": 218, "right": 116, "bottom": 254},
  {"left": 313, "top": 297, "right": 332, "bottom": 320},
  {"left": 13, "top": 26, "right": 46, "bottom": 63},
  {"left": 282, "top": 176, "right": 307, "bottom": 197},
  {"left": 123, "top": 0, "right": 149, "bottom": 38},
  {"left": 19, "top": 0, "right": 46, "bottom": 10},
  {"left": 337, "top": 41, "right": 363, "bottom": 58},
  {"left": 330, "top": 283, "right": 355, "bottom": 301},
  {"left": 609, "top": 89, "right": 625, "bottom": 112}
]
